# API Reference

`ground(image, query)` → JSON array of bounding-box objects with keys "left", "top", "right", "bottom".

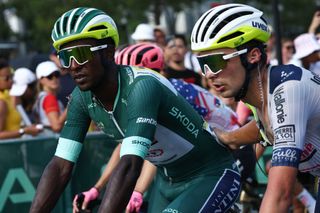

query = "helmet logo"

[
  {"left": 101, "top": 32, "right": 108, "bottom": 38},
  {"left": 252, "top": 21, "right": 268, "bottom": 32},
  {"left": 234, "top": 37, "right": 244, "bottom": 46}
]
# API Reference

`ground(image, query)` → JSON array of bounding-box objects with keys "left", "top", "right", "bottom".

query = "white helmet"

[{"left": 191, "top": 3, "right": 271, "bottom": 52}]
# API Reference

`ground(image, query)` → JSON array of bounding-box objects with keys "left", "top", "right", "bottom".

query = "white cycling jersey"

[{"left": 267, "top": 65, "right": 320, "bottom": 176}]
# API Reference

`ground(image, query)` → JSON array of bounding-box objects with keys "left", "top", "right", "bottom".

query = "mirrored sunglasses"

[
  {"left": 57, "top": 44, "right": 108, "bottom": 68},
  {"left": 197, "top": 49, "right": 248, "bottom": 76}
]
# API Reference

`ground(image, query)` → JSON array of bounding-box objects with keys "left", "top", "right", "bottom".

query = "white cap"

[
  {"left": 36, "top": 61, "right": 59, "bottom": 79},
  {"left": 10, "top": 68, "right": 36, "bottom": 96},
  {"left": 131, "top": 23, "right": 155, "bottom": 41},
  {"left": 293, "top": 33, "right": 320, "bottom": 59}
]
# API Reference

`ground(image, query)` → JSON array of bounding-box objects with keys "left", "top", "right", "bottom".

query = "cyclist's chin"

[{"left": 77, "top": 82, "right": 92, "bottom": 91}]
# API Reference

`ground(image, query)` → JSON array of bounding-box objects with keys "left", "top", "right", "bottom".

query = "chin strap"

[
  {"left": 234, "top": 43, "right": 267, "bottom": 101},
  {"left": 234, "top": 54, "right": 257, "bottom": 102}
]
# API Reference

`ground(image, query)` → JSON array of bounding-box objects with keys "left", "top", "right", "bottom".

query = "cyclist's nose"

[{"left": 70, "top": 58, "right": 81, "bottom": 70}]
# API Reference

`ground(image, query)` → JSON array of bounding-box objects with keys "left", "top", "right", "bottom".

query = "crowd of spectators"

[{"left": 2, "top": 7, "right": 320, "bottom": 212}]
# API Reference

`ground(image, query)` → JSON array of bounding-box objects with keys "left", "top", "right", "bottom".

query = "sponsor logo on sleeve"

[
  {"left": 272, "top": 147, "right": 301, "bottom": 167},
  {"left": 280, "top": 70, "right": 294, "bottom": 82},
  {"left": 274, "top": 125, "right": 295, "bottom": 146},
  {"left": 136, "top": 117, "right": 157, "bottom": 126},
  {"left": 132, "top": 139, "right": 151, "bottom": 149},
  {"left": 273, "top": 86, "right": 287, "bottom": 124}
]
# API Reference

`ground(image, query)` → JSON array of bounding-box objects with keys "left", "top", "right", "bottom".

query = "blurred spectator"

[
  {"left": 35, "top": 61, "right": 67, "bottom": 133},
  {"left": 289, "top": 33, "right": 320, "bottom": 72},
  {"left": 266, "top": 25, "right": 276, "bottom": 64},
  {"left": 269, "top": 37, "right": 295, "bottom": 65},
  {"left": 131, "top": 23, "right": 155, "bottom": 43},
  {"left": 308, "top": 10, "right": 320, "bottom": 36},
  {"left": 184, "top": 50, "right": 202, "bottom": 73},
  {"left": 0, "top": 60, "right": 41, "bottom": 139},
  {"left": 49, "top": 48, "right": 76, "bottom": 107},
  {"left": 10, "top": 68, "right": 38, "bottom": 124},
  {"left": 163, "top": 34, "right": 202, "bottom": 86},
  {"left": 154, "top": 26, "right": 167, "bottom": 49}
]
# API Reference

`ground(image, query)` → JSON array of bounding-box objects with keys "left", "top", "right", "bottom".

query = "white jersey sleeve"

[{"left": 268, "top": 65, "right": 320, "bottom": 175}]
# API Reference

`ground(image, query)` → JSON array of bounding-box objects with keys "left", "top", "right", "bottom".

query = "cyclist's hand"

[
  {"left": 126, "top": 191, "right": 143, "bottom": 213},
  {"left": 72, "top": 187, "right": 99, "bottom": 213}
]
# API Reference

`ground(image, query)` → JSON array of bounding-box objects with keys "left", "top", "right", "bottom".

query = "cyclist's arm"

[
  {"left": 260, "top": 166, "right": 297, "bottom": 213},
  {"left": 94, "top": 144, "right": 156, "bottom": 193},
  {"left": 134, "top": 160, "right": 157, "bottom": 193},
  {"left": 30, "top": 156, "right": 74, "bottom": 212},
  {"left": 94, "top": 143, "right": 121, "bottom": 191},
  {"left": 98, "top": 78, "right": 160, "bottom": 212},
  {"left": 214, "top": 119, "right": 261, "bottom": 149},
  {"left": 99, "top": 155, "right": 144, "bottom": 212}
]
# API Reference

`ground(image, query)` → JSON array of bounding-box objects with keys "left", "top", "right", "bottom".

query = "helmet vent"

[
  {"left": 210, "top": 11, "right": 253, "bottom": 39},
  {"left": 56, "top": 20, "right": 61, "bottom": 35},
  {"left": 127, "top": 45, "right": 142, "bottom": 64},
  {"left": 199, "top": 7, "right": 231, "bottom": 42},
  {"left": 70, "top": 15, "right": 79, "bottom": 31},
  {"left": 88, "top": 25, "right": 108, "bottom": 32},
  {"left": 136, "top": 47, "right": 153, "bottom": 64},
  {"left": 218, "top": 31, "right": 244, "bottom": 43}
]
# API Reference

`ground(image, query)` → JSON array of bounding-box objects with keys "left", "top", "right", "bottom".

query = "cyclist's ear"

[{"left": 247, "top": 47, "right": 262, "bottom": 64}]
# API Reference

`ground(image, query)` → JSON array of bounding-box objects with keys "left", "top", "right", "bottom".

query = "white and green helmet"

[
  {"left": 52, "top": 7, "right": 119, "bottom": 51},
  {"left": 191, "top": 3, "right": 271, "bottom": 52}
]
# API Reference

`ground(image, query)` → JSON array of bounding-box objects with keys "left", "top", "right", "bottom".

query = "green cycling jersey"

[{"left": 57, "top": 65, "right": 236, "bottom": 180}]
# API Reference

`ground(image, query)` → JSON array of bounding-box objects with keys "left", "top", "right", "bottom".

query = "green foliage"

[{"left": 0, "top": 0, "right": 318, "bottom": 53}]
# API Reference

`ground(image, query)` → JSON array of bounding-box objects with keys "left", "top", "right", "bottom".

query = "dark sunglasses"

[
  {"left": 57, "top": 44, "right": 108, "bottom": 68},
  {"left": 197, "top": 49, "right": 247, "bottom": 76},
  {"left": 45, "top": 71, "right": 60, "bottom": 80}
]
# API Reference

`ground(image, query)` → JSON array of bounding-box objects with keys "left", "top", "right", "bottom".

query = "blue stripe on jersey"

[
  {"left": 55, "top": 137, "right": 83, "bottom": 162},
  {"left": 271, "top": 147, "right": 302, "bottom": 167},
  {"left": 120, "top": 136, "right": 152, "bottom": 158},
  {"left": 269, "top": 64, "right": 302, "bottom": 94},
  {"left": 199, "top": 169, "right": 241, "bottom": 213}
]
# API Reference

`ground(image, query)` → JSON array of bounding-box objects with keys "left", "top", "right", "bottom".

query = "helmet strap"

[
  {"left": 234, "top": 43, "right": 266, "bottom": 101},
  {"left": 234, "top": 54, "right": 256, "bottom": 101}
]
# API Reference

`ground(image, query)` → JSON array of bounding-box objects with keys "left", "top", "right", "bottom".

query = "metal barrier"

[{"left": 0, "top": 132, "right": 117, "bottom": 213}]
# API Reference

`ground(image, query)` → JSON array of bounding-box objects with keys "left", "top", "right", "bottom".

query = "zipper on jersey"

[
  {"left": 108, "top": 111, "right": 125, "bottom": 137},
  {"left": 163, "top": 167, "right": 173, "bottom": 185},
  {"left": 92, "top": 98, "right": 125, "bottom": 137}
]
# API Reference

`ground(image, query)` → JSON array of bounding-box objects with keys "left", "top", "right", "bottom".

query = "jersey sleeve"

[
  {"left": 120, "top": 78, "right": 162, "bottom": 159},
  {"left": 42, "top": 94, "right": 60, "bottom": 114},
  {"left": 59, "top": 87, "right": 91, "bottom": 143},
  {"left": 270, "top": 81, "right": 308, "bottom": 168}
]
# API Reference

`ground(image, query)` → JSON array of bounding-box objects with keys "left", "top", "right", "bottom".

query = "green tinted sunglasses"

[
  {"left": 197, "top": 49, "right": 247, "bottom": 76},
  {"left": 57, "top": 44, "right": 108, "bottom": 68}
]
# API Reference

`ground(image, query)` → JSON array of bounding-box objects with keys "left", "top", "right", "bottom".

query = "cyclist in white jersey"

[{"left": 191, "top": 3, "right": 320, "bottom": 213}]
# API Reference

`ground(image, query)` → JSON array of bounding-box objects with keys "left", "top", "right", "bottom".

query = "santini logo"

[
  {"left": 252, "top": 21, "right": 269, "bottom": 32},
  {"left": 136, "top": 117, "right": 157, "bottom": 126}
]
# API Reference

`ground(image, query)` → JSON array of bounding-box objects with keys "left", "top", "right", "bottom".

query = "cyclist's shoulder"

[
  {"left": 120, "top": 65, "right": 177, "bottom": 94},
  {"left": 68, "top": 86, "right": 92, "bottom": 105},
  {"left": 269, "top": 64, "right": 307, "bottom": 94}
]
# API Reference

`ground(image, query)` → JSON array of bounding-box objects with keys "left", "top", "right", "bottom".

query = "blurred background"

[{"left": 1, "top": 0, "right": 320, "bottom": 68}]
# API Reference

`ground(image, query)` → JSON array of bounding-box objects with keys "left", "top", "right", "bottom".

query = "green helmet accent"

[
  {"left": 52, "top": 7, "right": 119, "bottom": 50},
  {"left": 191, "top": 4, "right": 271, "bottom": 52}
]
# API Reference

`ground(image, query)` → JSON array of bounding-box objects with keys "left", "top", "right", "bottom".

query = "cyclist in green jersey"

[{"left": 30, "top": 7, "right": 240, "bottom": 213}]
